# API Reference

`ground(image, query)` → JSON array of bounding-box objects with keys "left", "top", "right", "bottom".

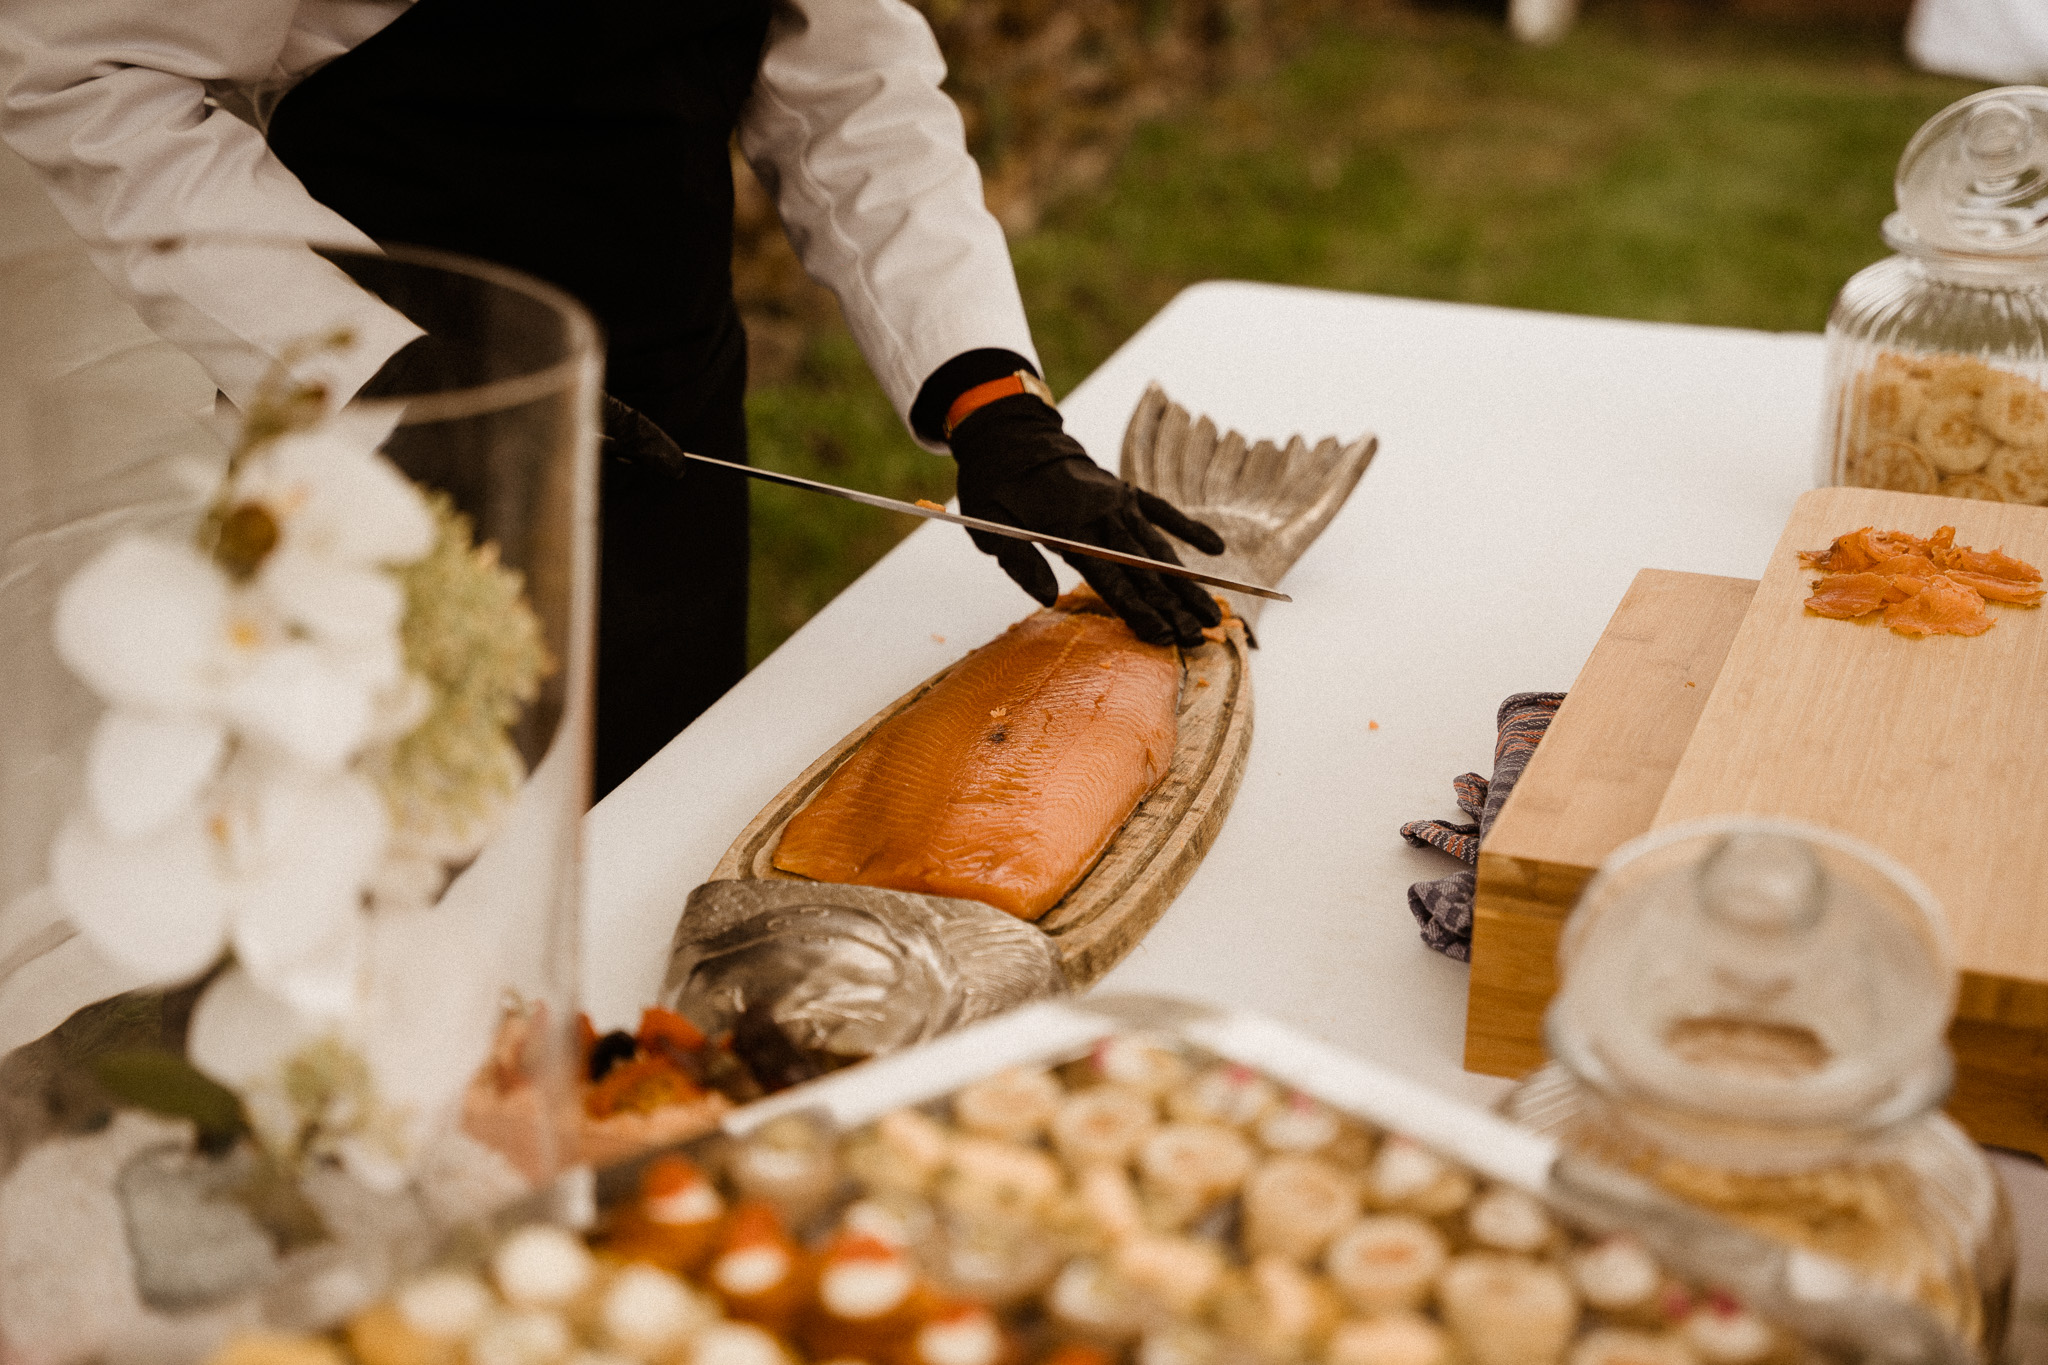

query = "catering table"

[
  {"left": 587, "top": 282, "right": 2045, "bottom": 1341},
  {"left": 583, "top": 280, "right": 1825, "bottom": 1078}
]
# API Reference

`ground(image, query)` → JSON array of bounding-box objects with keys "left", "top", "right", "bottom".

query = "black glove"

[
  {"left": 950, "top": 393, "right": 1227, "bottom": 648},
  {"left": 600, "top": 393, "right": 690, "bottom": 475}
]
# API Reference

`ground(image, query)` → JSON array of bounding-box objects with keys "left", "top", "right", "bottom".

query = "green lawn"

[{"left": 744, "top": 2, "right": 1984, "bottom": 665}]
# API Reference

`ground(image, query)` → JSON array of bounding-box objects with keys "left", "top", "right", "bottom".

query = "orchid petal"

[
  {"left": 260, "top": 551, "right": 406, "bottom": 648},
  {"left": 366, "top": 671, "right": 434, "bottom": 746},
  {"left": 186, "top": 964, "right": 319, "bottom": 1093},
  {"left": 85, "top": 711, "right": 228, "bottom": 838},
  {"left": 50, "top": 809, "right": 231, "bottom": 984},
  {"left": 54, "top": 538, "right": 228, "bottom": 713},
  {"left": 229, "top": 770, "right": 386, "bottom": 994},
  {"left": 261, "top": 416, "right": 434, "bottom": 567},
  {"left": 221, "top": 642, "right": 375, "bottom": 769},
  {"left": 235, "top": 404, "right": 401, "bottom": 507},
  {"left": 252, "top": 909, "right": 364, "bottom": 1023}
]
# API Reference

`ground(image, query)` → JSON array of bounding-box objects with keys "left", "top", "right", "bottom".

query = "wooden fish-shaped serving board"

[{"left": 1470, "top": 486, "right": 2048, "bottom": 1159}]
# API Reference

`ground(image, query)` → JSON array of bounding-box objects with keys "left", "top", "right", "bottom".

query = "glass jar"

[
  {"left": 0, "top": 237, "right": 599, "bottom": 1360},
  {"left": 1823, "top": 85, "right": 2048, "bottom": 504},
  {"left": 1502, "top": 818, "right": 2014, "bottom": 1358}
]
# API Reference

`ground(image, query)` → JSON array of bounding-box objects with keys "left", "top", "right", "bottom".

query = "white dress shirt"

[{"left": 0, "top": 0, "right": 1039, "bottom": 441}]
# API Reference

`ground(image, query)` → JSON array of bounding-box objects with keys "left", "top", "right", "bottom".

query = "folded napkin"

[{"left": 1399, "top": 691, "right": 1565, "bottom": 961}]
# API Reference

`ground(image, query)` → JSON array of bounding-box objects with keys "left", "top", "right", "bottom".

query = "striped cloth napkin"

[{"left": 1399, "top": 691, "right": 1565, "bottom": 961}]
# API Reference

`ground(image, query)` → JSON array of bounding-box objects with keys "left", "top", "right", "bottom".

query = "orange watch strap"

[{"left": 944, "top": 370, "right": 1053, "bottom": 439}]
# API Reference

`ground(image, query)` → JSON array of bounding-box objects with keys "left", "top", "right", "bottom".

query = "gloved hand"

[
  {"left": 600, "top": 392, "right": 689, "bottom": 475},
  {"left": 951, "top": 393, "right": 1227, "bottom": 648}
]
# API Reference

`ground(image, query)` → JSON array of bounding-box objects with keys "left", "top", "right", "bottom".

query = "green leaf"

[{"left": 91, "top": 1050, "right": 249, "bottom": 1143}]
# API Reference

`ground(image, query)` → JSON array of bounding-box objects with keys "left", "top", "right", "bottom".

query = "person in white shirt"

[{"left": 0, "top": 0, "right": 1225, "bottom": 796}]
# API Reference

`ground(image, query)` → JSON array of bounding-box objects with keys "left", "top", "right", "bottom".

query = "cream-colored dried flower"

[{"left": 377, "top": 495, "right": 553, "bottom": 863}]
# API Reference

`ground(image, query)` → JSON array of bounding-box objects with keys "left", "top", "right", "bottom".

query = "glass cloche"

[
  {"left": 1823, "top": 85, "right": 2048, "bottom": 503},
  {"left": 1503, "top": 818, "right": 2014, "bottom": 1357}
]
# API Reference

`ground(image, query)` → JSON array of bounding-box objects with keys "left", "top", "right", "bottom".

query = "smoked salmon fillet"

[{"left": 771, "top": 593, "right": 1181, "bottom": 921}]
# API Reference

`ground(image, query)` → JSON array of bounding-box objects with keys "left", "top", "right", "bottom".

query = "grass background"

[{"left": 742, "top": 1, "right": 1984, "bottom": 665}]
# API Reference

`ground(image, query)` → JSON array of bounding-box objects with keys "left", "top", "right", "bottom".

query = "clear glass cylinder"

[
  {"left": 0, "top": 237, "right": 600, "bottom": 1360},
  {"left": 1502, "top": 818, "right": 2015, "bottom": 1357}
]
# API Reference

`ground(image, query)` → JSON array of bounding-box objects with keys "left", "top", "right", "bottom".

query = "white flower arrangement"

[{"left": 45, "top": 352, "right": 551, "bottom": 1189}]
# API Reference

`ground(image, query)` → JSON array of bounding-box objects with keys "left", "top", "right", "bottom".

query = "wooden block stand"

[{"left": 1466, "top": 569, "right": 1755, "bottom": 1080}]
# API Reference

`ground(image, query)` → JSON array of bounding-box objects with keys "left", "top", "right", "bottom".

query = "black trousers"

[
  {"left": 597, "top": 314, "right": 751, "bottom": 798},
  {"left": 267, "top": 0, "right": 773, "bottom": 800}
]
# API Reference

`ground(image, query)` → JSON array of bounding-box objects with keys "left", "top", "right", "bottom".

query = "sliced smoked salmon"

[
  {"left": 1868, "top": 554, "right": 1937, "bottom": 581},
  {"left": 1799, "top": 526, "right": 1936, "bottom": 573},
  {"left": 1933, "top": 543, "right": 2043, "bottom": 583},
  {"left": 1881, "top": 574, "right": 1995, "bottom": 636},
  {"left": 1804, "top": 572, "right": 1895, "bottom": 618},
  {"left": 771, "top": 592, "right": 1180, "bottom": 921},
  {"left": 1944, "top": 570, "right": 2046, "bottom": 604},
  {"left": 1801, "top": 525, "right": 2039, "bottom": 637}
]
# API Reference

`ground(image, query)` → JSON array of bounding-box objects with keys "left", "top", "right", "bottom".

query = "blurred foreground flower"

[{"left": 43, "top": 358, "right": 549, "bottom": 1182}]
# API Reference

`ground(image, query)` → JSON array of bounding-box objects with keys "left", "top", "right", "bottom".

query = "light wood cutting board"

[
  {"left": 1466, "top": 536, "right": 2048, "bottom": 1162},
  {"left": 1653, "top": 486, "right": 2048, "bottom": 992}
]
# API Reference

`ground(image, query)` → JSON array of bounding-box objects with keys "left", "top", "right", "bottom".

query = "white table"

[
  {"left": 587, "top": 283, "right": 2045, "bottom": 1340},
  {"left": 583, "top": 281, "right": 1825, "bottom": 1094}
]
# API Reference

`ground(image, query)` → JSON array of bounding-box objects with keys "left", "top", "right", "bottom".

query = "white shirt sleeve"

[
  {"left": 0, "top": 0, "right": 422, "bottom": 408},
  {"left": 739, "top": 0, "right": 1040, "bottom": 451},
  {"left": 1907, "top": 0, "right": 2048, "bottom": 81}
]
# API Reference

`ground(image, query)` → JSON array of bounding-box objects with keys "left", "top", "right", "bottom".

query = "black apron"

[{"left": 267, "top": 0, "right": 773, "bottom": 800}]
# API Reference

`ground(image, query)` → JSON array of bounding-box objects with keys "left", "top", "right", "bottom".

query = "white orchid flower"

[
  {"left": 49, "top": 405, "right": 433, "bottom": 1006},
  {"left": 234, "top": 406, "right": 435, "bottom": 569},
  {"left": 53, "top": 761, "right": 388, "bottom": 1010},
  {"left": 55, "top": 534, "right": 383, "bottom": 780},
  {"left": 186, "top": 965, "right": 415, "bottom": 1193}
]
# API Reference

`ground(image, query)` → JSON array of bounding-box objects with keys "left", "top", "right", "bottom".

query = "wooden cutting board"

[
  {"left": 1469, "top": 487, "right": 2048, "bottom": 1158},
  {"left": 1655, "top": 485, "right": 2048, "bottom": 1155}
]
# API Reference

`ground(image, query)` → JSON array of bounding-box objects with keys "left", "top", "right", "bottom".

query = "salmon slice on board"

[
  {"left": 1945, "top": 569, "right": 2046, "bottom": 604},
  {"left": 1882, "top": 573, "right": 1995, "bottom": 636},
  {"left": 1799, "top": 526, "right": 1937, "bottom": 573},
  {"left": 1935, "top": 543, "right": 2044, "bottom": 583},
  {"left": 1804, "top": 572, "right": 1896, "bottom": 618},
  {"left": 771, "top": 592, "right": 1180, "bottom": 921}
]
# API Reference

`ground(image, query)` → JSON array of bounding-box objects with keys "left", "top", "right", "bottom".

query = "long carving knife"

[{"left": 677, "top": 450, "right": 1291, "bottom": 602}]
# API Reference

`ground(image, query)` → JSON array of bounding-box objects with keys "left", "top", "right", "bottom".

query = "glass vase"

[{"left": 0, "top": 236, "right": 600, "bottom": 1361}]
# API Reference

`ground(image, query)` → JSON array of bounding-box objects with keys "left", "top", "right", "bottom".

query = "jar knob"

[
  {"left": 1698, "top": 830, "right": 1823, "bottom": 935},
  {"left": 1895, "top": 85, "right": 2048, "bottom": 255}
]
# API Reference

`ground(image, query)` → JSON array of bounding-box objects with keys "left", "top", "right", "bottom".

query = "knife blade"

[{"left": 677, "top": 450, "right": 1291, "bottom": 603}]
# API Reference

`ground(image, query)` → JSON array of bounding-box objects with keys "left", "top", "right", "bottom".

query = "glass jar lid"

[
  {"left": 1892, "top": 85, "right": 2048, "bottom": 259},
  {"left": 1546, "top": 818, "right": 1955, "bottom": 1151}
]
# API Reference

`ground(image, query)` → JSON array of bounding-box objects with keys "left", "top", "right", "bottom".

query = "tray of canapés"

[{"left": 221, "top": 998, "right": 1971, "bottom": 1365}]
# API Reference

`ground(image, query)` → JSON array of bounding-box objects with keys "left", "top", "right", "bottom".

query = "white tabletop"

[
  {"left": 583, "top": 280, "right": 1825, "bottom": 1103},
  {"left": 585, "top": 285, "right": 2048, "bottom": 1336}
]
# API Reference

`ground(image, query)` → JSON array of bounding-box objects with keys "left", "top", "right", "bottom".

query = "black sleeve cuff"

[{"left": 911, "top": 348, "right": 1038, "bottom": 446}]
